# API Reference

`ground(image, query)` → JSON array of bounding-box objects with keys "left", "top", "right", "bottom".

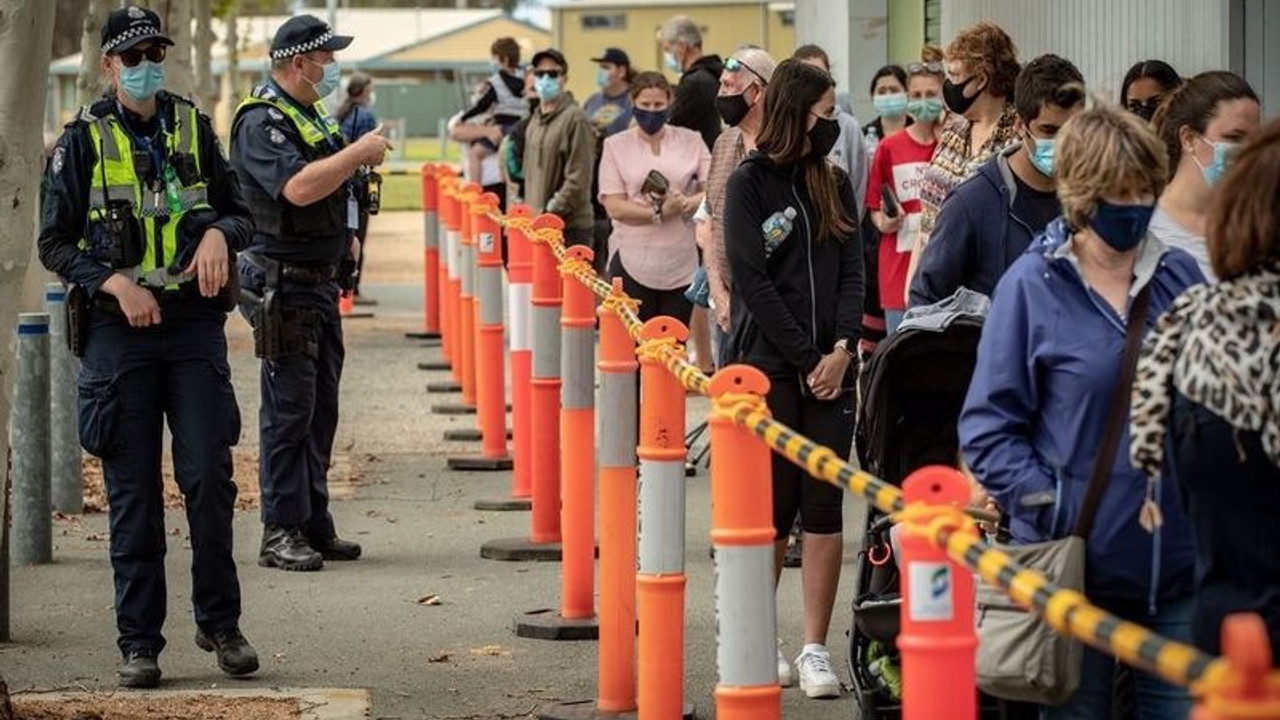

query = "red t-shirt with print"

[{"left": 866, "top": 129, "right": 938, "bottom": 311}]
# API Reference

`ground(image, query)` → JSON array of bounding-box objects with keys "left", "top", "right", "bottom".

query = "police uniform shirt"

[
  {"left": 231, "top": 84, "right": 351, "bottom": 265},
  {"left": 39, "top": 91, "right": 254, "bottom": 298}
]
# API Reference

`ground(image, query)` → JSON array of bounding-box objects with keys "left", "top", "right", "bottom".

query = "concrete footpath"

[{"left": 0, "top": 212, "right": 868, "bottom": 720}]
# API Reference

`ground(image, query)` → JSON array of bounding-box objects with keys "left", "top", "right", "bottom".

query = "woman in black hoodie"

[{"left": 724, "top": 58, "right": 864, "bottom": 698}]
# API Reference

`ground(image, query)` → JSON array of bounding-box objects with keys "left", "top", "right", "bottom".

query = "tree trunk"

[
  {"left": 152, "top": 0, "right": 196, "bottom": 99},
  {"left": 194, "top": 0, "right": 218, "bottom": 110},
  {"left": 76, "top": 0, "right": 111, "bottom": 107},
  {"left": 0, "top": 0, "right": 57, "bottom": 654},
  {"left": 225, "top": 0, "right": 241, "bottom": 131},
  {"left": 0, "top": 670, "right": 11, "bottom": 720}
]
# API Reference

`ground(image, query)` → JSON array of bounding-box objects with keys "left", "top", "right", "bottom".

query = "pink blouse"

[{"left": 598, "top": 125, "right": 711, "bottom": 291}]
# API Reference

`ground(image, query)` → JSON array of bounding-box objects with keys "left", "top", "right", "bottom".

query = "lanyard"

[{"left": 116, "top": 100, "right": 182, "bottom": 214}]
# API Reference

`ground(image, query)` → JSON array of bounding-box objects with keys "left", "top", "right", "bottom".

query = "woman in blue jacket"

[
  {"left": 960, "top": 103, "right": 1204, "bottom": 720},
  {"left": 724, "top": 58, "right": 864, "bottom": 699}
]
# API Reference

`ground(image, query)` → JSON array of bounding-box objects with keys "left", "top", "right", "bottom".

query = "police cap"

[{"left": 270, "top": 15, "right": 354, "bottom": 60}]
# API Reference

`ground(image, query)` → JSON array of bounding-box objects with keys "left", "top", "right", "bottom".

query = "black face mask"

[
  {"left": 1128, "top": 99, "right": 1161, "bottom": 122},
  {"left": 943, "top": 75, "right": 983, "bottom": 116},
  {"left": 808, "top": 116, "right": 840, "bottom": 159},
  {"left": 716, "top": 92, "right": 751, "bottom": 127}
]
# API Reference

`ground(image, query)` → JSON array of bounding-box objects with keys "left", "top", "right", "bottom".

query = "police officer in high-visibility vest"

[
  {"left": 230, "top": 15, "right": 389, "bottom": 572},
  {"left": 37, "top": 6, "right": 257, "bottom": 689}
]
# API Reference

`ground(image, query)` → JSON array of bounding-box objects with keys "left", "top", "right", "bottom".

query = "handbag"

[{"left": 975, "top": 285, "right": 1153, "bottom": 705}]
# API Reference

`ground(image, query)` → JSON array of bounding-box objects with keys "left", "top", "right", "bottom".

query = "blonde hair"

[{"left": 1056, "top": 101, "right": 1169, "bottom": 231}]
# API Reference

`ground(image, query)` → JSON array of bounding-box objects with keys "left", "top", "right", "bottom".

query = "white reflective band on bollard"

[
  {"left": 479, "top": 267, "right": 504, "bottom": 327},
  {"left": 460, "top": 242, "right": 475, "bottom": 298},
  {"left": 446, "top": 230, "right": 461, "bottom": 281},
  {"left": 598, "top": 374, "right": 637, "bottom": 467},
  {"left": 532, "top": 306, "right": 562, "bottom": 380},
  {"left": 637, "top": 460, "right": 686, "bottom": 575},
  {"left": 425, "top": 209, "right": 438, "bottom": 249},
  {"left": 509, "top": 284, "right": 532, "bottom": 353},
  {"left": 560, "top": 327, "right": 594, "bottom": 411},
  {"left": 715, "top": 544, "right": 778, "bottom": 686}
]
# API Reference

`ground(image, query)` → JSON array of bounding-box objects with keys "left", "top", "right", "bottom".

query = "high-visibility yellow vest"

[{"left": 82, "top": 96, "right": 209, "bottom": 279}]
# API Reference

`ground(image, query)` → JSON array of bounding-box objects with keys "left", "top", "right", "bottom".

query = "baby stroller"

[{"left": 849, "top": 289, "right": 1006, "bottom": 720}]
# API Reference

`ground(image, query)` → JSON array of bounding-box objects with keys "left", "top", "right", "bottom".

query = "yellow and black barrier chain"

[{"left": 509, "top": 209, "right": 1242, "bottom": 697}]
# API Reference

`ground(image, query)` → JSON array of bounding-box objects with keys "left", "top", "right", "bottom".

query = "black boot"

[
  {"left": 195, "top": 627, "right": 260, "bottom": 677},
  {"left": 259, "top": 525, "right": 323, "bottom": 571},
  {"left": 118, "top": 652, "right": 161, "bottom": 688},
  {"left": 310, "top": 534, "right": 362, "bottom": 561}
]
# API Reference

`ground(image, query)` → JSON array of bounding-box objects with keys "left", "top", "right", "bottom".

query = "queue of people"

[{"left": 35, "top": 4, "right": 1277, "bottom": 711}]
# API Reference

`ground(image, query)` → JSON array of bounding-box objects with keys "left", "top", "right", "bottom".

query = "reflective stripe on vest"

[
  {"left": 84, "top": 99, "right": 210, "bottom": 279},
  {"left": 235, "top": 89, "right": 343, "bottom": 152}
]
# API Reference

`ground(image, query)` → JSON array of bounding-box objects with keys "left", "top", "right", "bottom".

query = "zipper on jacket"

[
  {"left": 1147, "top": 475, "right": 1163, "bottom": 617},
  {"left": 790, "top": 184, "right": 818, "bottom": 345}
]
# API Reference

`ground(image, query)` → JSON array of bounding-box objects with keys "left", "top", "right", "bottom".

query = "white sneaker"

[
  {"left": 795, "top": 646, "right": 841, "bottom": 698},
  {"left": 776, "top": 640, "right": 795, "bottom": 687}
]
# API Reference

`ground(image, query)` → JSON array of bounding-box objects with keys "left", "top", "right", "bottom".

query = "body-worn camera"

[
  {"left": 366, "top": 170, "right": 382, "bottom": 216},
  {"left": 89, "top": 199, "right": 145, "bottom": 269}
]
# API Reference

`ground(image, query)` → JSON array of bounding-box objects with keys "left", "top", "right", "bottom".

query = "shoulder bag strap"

[{"left": 1073, "top": 283, "right": 1154, "bottom": 539}]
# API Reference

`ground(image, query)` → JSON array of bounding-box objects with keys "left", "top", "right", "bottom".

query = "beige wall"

[
  {"left": 386, "top": 18, "right": 549, "bottom": 64},
  {"left": 553, "top": 3, "right": 796, "bottom": 102}
]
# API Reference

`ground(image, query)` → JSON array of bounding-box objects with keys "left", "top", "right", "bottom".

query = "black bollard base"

[
  {"left": 474, "top": 497, "right": 531, "bottom": 511},
  {"left": 480, "top": 536, "right": 562, "bottom": 562},
  {"left": 405, "top": 331, "right": 442, "bottom": 343},
  {"left": 418, "top": 361, "right": 451, "bottom": 371},
  {"left": 426, "top": 381, "right": 462, "bottom": 393},
  {"left": 444, "top": 427, "right": 512, "bottom": 442},
  {"left": 446, "top": 454, "right": 513, "bottom": 471},
  {"left": 514, "top": 609, "right": 599, "bottom": 641},
  {"left": 431, "top": 403, "right": 475, "bottom": 415},
  {"left": 538, "top": 701, "right": 694, "bottom": 720},
  {"left": 340, "top": 311, "right": 375, "bottom": 320}
]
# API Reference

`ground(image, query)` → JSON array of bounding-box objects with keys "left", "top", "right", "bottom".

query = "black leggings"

[
  {"left": 608, "top": 253, "right": 694, "bottom": 326},
  {"left": 766, "top": 375, "right": 855, "bottom": 539}
]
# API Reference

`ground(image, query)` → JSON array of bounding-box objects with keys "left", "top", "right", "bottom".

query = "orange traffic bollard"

[
  {"left": 1192, "top": 614, "right": 1280, "bottom": 720},
  {"left": 709, "top": 365, "right": 781, "bottom": 720},
  {"left": 427, "top": 176, "right": 469, "bottom": 404},
  {"left": 506, "top": 206, "right": 535, "bottom": 503},
  {"left": 447, "top": 194, "right": 513, "bottom": 472},
  {"left": 514, "top": 243, "right": 599, "bottom": 641},
  {"left": 478, "top": 213, "right": 565, "bottom": 563},
  {"left": 457, "top": 186, "right": 480, "bottom": 412},
  {"left": 897, "top": 465, "right": 979, "bottom": 720},
  {"left": 597, "top": 278, "right": 639, "bottom": 713},
  {"left": 407, "top": 162, "right": 442, "bottom": 340},
  {"left": 637, "top": 316, "right": 691, "bottom": 720}
]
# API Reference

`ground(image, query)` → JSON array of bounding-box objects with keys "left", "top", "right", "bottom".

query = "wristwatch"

[{"left": 834, "top": 338, "right": 855, "bottom": 359}]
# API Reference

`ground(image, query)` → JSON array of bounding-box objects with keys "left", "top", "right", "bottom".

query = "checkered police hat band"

[
  {"left": 271, "top": 29, "right": 333, "bottom": 59},
  {"left": 102, "top": 26, "right": 161, "bottom": 54}
]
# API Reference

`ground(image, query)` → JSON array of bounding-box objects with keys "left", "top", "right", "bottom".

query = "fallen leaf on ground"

[
  {"left": 427, "top": 652, "right": 451, "bottom": 663},
  {"left": 416, "top": 594, "right": 442, "bottom": 606},
  {"left": 470, "top": 645, "right": 511, "bottom": 657}
]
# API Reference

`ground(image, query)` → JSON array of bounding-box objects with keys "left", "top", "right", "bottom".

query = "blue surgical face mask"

[
  {"left": 873, "top": 92, "right": 908, "bottom": 119},
  {"left": 906, "top": 97, "right": 944, "bottom": 123},
  {"left": 1026, "top": 132, "right": 1056, "bottom": 176},
  {"left": 1195, "top": 137, "right": 1238, "bottom": 189},
  {"left": 596, "top": 67, "right": 609, "bottom": 89},
  {"left": 664, "top": 51, "right": 682, "bottom": 74},
  {"left": 120, "top": 61, "right": 165, "bottom": 102},
  {"left": 534, "top": 73, "right": 562, "bottom": 102},
  {"left": 307, "top": 59, "right": 341, "bottom": 99},
  {"left": 1091, "top": 201, "right": 1155, "bottom": 252}
]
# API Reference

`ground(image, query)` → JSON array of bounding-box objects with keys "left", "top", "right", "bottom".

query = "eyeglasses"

[
  {"left": 725, "top": 57, "right": 768, "bottom": 87},
  {"left": 907, "top": 61, "right": 944, "bottom": 75},
  {"left": 532, "top": 69, "right": 562, "bottom": 79},
  {"left": 118, "top": 44, "right": 167, "bottom": 67}
]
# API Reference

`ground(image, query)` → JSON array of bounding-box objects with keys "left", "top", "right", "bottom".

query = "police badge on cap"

[
  {"left": 100, "top": 6, "right": 175, "bottom": 54},
  {"left": 269, "top": 15, "right": 354, "bottom": 60}
]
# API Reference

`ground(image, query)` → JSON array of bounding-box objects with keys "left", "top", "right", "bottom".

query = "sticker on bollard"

[{"left": 514, "top": 608, "right": 599, "bottom": 641}]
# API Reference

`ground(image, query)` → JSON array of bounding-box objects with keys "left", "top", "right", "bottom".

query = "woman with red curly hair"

[{"left": 905, "top": 21, "right": 1021, "bottom": 293}]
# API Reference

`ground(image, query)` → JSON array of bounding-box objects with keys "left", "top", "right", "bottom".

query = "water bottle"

[
  {"left": 762, "top": 206, "right": 798, "bottom": 257},
  {"left": 864, "top": 125, "right": 880, "bottom": 161}
]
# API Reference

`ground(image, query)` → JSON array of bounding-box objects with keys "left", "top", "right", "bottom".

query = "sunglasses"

[
  {"left": 532, "top": 69, "right": 562, "bottom": 79},
  {"left": 907, "top": 61, "right": 944, "bottom": 75},
  {"left": 725, "top": 57, "right": 768, "bottom": 87},
  {"left": 118, "top": 44, "right": 167, "bottom": 67}
]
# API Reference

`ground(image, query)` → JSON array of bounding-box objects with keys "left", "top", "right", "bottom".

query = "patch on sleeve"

[
  {"left": 269, "top": 127, "right": 286, "bottom": 144},
  {"left": 267, "top": 107, "right": 284, "bottom": 121},
  {"left": 50, "top": 146, "right": 66, "bottom": 175}
]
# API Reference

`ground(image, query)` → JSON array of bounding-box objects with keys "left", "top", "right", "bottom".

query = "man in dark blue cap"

[
  {"left": 230, "top": 15, "right": 389, "bottom": 573},
  {"left": 583, "top": 47, "right": 634, "bottom": 270},
  {"left": 38, "top": 4, "right": 258, "bottom": 688}
]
